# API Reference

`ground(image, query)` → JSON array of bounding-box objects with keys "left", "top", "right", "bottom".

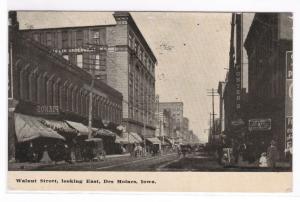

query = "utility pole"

[{"left": 207, "top": 88, "right": 218, "bottom": 141}]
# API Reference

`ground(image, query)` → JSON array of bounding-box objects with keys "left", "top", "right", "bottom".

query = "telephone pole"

[{"left": 207, "top": 88, "right": 218, "bottom": 140}]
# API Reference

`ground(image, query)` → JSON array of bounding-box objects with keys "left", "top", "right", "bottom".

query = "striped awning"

[
  {"left": 14, "top": 113, "right": 65, "bottom": 142},
  {"left": 40, "top": 119, "right": 77, "bottom": 134},
  {"left": 146, "top": 137, "right": 161, "bottom": 145},
  {"left": 116, "top": 132, "right": 143, "bottom": 144},
  {"left": 66, "top": 121, "right": 89, "bottom": 136},
  {"left": 95, "top": 128, "right": 117, "bottom": 137}
]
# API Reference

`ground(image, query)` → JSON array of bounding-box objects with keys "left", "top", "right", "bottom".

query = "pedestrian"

[
  {"left": 267, "top": 140, "right": 279, "bottom": 168},
  {"left": 259, "top": 152, "right": 268, "bottom": 167}
]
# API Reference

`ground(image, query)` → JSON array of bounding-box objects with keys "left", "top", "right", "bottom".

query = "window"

[
  {"left": 96, "top": 74, "right": 107, "bottom": 83},
  {"left": 76, "top": 54, "right": 83, "bottom": 68},
  {"left": 62, "top": 31, "right": 68, "bottom": 48},
  {"left": 46, "top": 33, "right": 52, "bottom": 47},
  {"left": 33, "top": 33, "right": 40, "bottom": 42},
  {"left": 76, "top": 30, "right": 83, "bottom": 47},
  {"left": 94, "top": 54, "right": 100, "bottom": 70},
  {"left": 134, "top": 41, "right": 138, "bottom": 53},
  {"left": 99, "top": 52, "right": 106, "bottom": 70},
  {"left": 92, "top": 30, "right": 100, "bottom": 44},
  {"left": 129, "top": 33, "right": 133, "bottom": 48}
]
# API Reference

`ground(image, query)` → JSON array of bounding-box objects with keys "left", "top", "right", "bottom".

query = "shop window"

[{"left": 76, "top": 54, "right": 83, "bottom": 68}]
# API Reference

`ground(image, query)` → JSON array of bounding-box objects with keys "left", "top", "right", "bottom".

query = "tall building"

[
  {"left": 182, "top": 117, "right": 189, "bottom": 143},
  {"left": 244, "top": 13, "right": 293, "bottom": 158},
  {"left": 223, "top": 13, "right": 254, "bottom": 140},
  {"left": 158, "top": 102, "right": 184, "bottom": 141},
  {"left": 217, "top": 81, "right": 226, "bottom": 134},
  {"left": 20, "top": 12, "right": 157, "bottom": 138}
]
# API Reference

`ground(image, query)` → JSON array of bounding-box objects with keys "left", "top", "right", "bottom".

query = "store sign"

[
  {"left": 235, "top": 65, "right": 241, "bottom": 111},
  {"left": 248, "top": 119, "right": 271, "bottom": 131},
  {"left": 285, "top": 51, "right": 293, "bottom": 150},
  {"left": 36, "top": 105, "right": 59, "bottom": 115}
]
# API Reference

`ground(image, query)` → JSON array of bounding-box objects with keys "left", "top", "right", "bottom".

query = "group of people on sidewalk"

[{"left": 216, "top": 139, "right": 291, "bottom": 168}]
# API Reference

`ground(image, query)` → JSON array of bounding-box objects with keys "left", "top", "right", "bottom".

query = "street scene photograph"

[{"left": 8, "top": 11, "right": 293, "bottom": 172}]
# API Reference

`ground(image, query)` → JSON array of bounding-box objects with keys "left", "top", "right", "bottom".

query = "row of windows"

[
  {"left": 129, "top": 32, "right": 155, "bottom": 74},
  {"left": 62, "top": 52, "right": 106, "bottom": 71},
  {"left": 32, "top": 29, "right": 105, "bottom": 49},
  {"left": 15, "top": 61, "right": 122, "bottom": 124}
]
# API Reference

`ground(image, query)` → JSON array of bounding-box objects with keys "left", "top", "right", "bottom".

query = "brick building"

[
  {"left": 244, "top": 13, "right": 293, "bottom": 158},
  {"left": 20, "top": 12, "right": 157, "bottom": 138},
  {"left": 8, "top": 12, "right": 123, "bottom": 160}
]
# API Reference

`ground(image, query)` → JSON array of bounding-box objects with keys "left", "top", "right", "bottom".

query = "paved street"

[
  {"left": 9, "top": 153, "right": 290, "bottom": 172},
  {"left": 9, "top": 151, "right": 291, "bottom": 172},
  {"left": 9, "top": 152, "right": 178, "bottom": 171}
]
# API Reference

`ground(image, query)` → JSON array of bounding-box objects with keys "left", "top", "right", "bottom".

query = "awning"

[
  {"left": 66, "top": 121, "right": 89, "bottom": 136},
  {"left": 146, "top": 137, "right": 161, "bottom": 145},
  {"left": 158, "top": 137, "right": 172, "bottom": 146},
  {"left": 117, "top": 132, "right": 143, "bottom": 144},
  {"left": 40, "top": 119, "right": 77, "bottom": 134},
  {"left": 14, "top": 113, "right": 65, "bottom": 143},
  {"left": 130, "top": 132, "right": 143, "bottom": 143},
  {"left": 95, "top": 128, "right": 117, "bottom": 137}
]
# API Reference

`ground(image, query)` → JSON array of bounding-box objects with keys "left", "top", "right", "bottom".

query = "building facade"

[
  {"left": 8, "top": 13, "right": 123, "bottom": 160},
  {"left": 244, "top": 13, "right": 293, "bottom": 158},
  {"left": 158, "top": 102, "right": 184, "bottom": 142},
  {"left": 20, "top": 12, "right": 157, "bottom": 138},
  {"left": 223, "top": 13, "right": 254, "bottom": 141}
]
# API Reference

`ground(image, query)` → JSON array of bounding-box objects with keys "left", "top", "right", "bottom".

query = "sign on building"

[
  {"left": 285, "top": 51, "right": 293, "bottom": 150},
  {"left": 36, "top": 105, "right": 60, "bottom": 115},
  {"left": 248, "top": 119, "right": 271, "bottom": 131}
]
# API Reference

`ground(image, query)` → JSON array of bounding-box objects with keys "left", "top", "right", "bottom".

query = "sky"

[{"left": 17, "top": 12, "right": 231, "bottom": 143}]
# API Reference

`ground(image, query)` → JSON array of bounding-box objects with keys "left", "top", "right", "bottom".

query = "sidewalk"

[
  {"left": 232, "top": 158, "right": 291, "bottom": 170},
  {"left": 8, "top": 153, "right": 131, "bottom": 171}
]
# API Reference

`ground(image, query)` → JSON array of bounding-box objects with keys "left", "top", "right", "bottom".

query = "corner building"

[{"left": 21, "top": 12, "right": 157, "bottom": 138}]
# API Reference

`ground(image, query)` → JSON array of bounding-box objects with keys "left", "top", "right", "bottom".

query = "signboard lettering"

[
  {"left": 248, "top": 119, "right": 271, "bottom": 131},
  {"left": 285, "top": 51, "right": 293, "bottom": 150},
  {"left": 36, "top": 105, "right": 59, "bottom": 115}
]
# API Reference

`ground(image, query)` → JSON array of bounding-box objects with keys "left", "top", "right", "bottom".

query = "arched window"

[
  {"left": 53, "top": 78, "right": 61, "bottom": 107},
  {"left": 60, "top": 81, "right": 69, "bottom": 111},
  {"left": 46, "top": 75, "right": 55, "bottom": 106},
  {"left": 86, "top": 94, "right": 90, "bottom": 117},
  {"left": 71, "top": 86, "right": 77, "bottom": 112},
  {"left": 76, "top": 90, "right": 81, "bottom": 114},
  {"left": 66, "top": 84, "right": 73, "bottom": 112},
  {"left": 20, "top": 65, "right": 30, "bottom": 101},
  {"left": 80, "top": 91, "right": 86, "bottom": 116},
  {"left": 28, "top": 68, "right": 38, "bottom": 103},
  {"left": 14, "top": 59, "right": 23, "bottom": 99}
]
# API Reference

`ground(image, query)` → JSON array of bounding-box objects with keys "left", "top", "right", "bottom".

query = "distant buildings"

[
  {"left": 20, "top": 12, "right": 157, "bottom": 138},
  {"left": 154, "top": 102, "right": 198, "bottom": 144}
]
